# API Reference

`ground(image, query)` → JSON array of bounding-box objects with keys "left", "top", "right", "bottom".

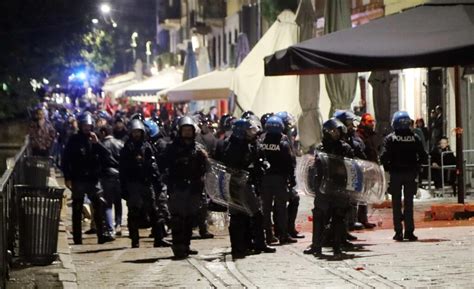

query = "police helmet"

[
  {"left": 322, "top": 118, "right": 346, "bottom": 140},
  {"left": 333, "top": 110, "right": 358, "bottom": 125},
  {"left": 232, "top": 119, "right": 253, "bottom": 140},
  {"left": 178, "top": 116, "right": 196, "bottom": 132},
  {"left": 247, "top": 115, "right": 262, "bottom": 133},
  {"left": 79, "top": 112, "right": 95, "bottom": 127},
  {"left": 265, "top": 116, "right": 284, "bottom": 135},
  {"left": 241, "top": 110, "right": 255, "bottom": 120},
  {"left": 130, "top": 113, "right": 144, "bottom": 121},
  {"left": 97, "top": 110, "right": 111, "bottom": 121},
  {"left": 129, "top": 119, "right": 146, "bottom": 133},
  {"left": 219, "top": 114, "right": 231, "bottom": 128},
  {"left": 260, "top": 112, "right": 274, "bottom": 129},
  {"left": 143, "top": 119, "right": 160, "bottom": 138},
  {"left": 221, "top": 115, "right": 236, "bottom": 131},
  {"left": 198, "top": 116, "right": 213, "bottom": 129},
  {"left": 392, "top": 111, "right": 411, "bottom": 131},
  {"left": 275, "top": 111, "right": 296, "bottom": 130}
]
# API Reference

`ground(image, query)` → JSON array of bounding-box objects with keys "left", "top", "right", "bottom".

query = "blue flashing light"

[{"left": 77, "top": 72, "right": 87, "bottom": 80}]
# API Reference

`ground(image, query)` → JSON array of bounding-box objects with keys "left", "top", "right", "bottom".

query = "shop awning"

[{"left": 264, "top": 1, "right": 474, "bottom": 76}]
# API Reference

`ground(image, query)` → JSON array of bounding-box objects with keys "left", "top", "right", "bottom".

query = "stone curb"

[{"left": 57, "top": 223, "right": 78, "bottom": 289}]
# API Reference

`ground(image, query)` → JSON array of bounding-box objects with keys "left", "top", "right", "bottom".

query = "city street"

[
  {"left": 68, "top": 195, "right": 474, "bottom": 288},
  {"left": 2, "top": 1, "right": 474, "bottom": 288}
]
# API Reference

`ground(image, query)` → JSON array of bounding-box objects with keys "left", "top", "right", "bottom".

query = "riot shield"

[
  {"left": 297, "top": 152, "right": 386, "bottom": 203},
  {"left": 205, "top": 160, "right": 255, "bottom": 216},
  {"left": 296, "top": 154, "right": 316, "bottom": 197}
]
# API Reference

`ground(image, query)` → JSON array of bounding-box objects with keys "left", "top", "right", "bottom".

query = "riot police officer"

[
  {"left": 143, "top": 119, "right": 172, "bottom": 245},
  {"left": 215, "top": 119, "right": 276, "bottom": 259},
  {"left": 194, "top": 116, "right": 217, "bottom": 239},
  {"left": 334, "top": 110, "right": 367, "bottom": 233},
  {"left": 304, "top": 118, "right": 354, "bottom": 258},
  {"left": 381, "top": 111, "right": 428, "bottom": 241},
  {"left": 217, "top": 114, "right": 236, "bottom": 140},
  {"left": 62, "top": 113, "right": 111, "bottom": 244},
  {"left": 119, "top": 119, "right": 166, "bottom": 248},
  {"left": 161, "top": 116, "right": 209, "bottom": 258},
  {"left": 260, "top": 116, "right": 297, "bottom": 245},
  {"left": 275, "top": 111, "right": 304, "bottom": 239}
]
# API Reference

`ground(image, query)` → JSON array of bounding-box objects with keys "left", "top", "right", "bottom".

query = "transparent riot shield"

[
  {"left": 298, "top": 152, "right": 386, "bottom": 203},
  {"left": 296, "top": 154, "right": 316, "bottom": 197},
  {"left": 205, "top": 160, "right": 255, "bottom": 216}
]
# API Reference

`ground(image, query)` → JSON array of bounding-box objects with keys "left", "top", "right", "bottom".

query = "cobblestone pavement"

[{"left": 68, "top": 195, "right": 474, "bottom": 289}]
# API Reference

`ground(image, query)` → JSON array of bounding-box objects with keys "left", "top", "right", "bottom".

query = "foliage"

[
  {"left": 81, "top": 29, "right": 116, "bottom": 74},
  {"left": 0, "top": 0, "right": 115, "bottom": 120},
  {"left": 261, "top": 0, "right": 299, "bottom": 23}
]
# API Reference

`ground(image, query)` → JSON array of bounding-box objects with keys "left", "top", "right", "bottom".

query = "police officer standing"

[
  {"left": 304, "top": 118, "right": 354, "bottom": 258},
  {"left": 260, "top": 116, "right": 297, "bottom": 245},
  {"left": 333, "top": 110, "right": 367, "bottom": 233},
  {"left": 215, "top": 119, "right": 276, "bottom": 259},
  {"left": 275, "top": 112, "right": 304, "bottom": 239},
  {"left": 119, "top": 119, "right": 167, "bottom": 248},
  {"left": 161, "top": 116, "right": 209, "bottom": 258},
  {"left": 381, "top": 111, "right": 427, "bottom": 241},
  {"left": 62, "top": 113, "right": 111, "bottom": 245}
]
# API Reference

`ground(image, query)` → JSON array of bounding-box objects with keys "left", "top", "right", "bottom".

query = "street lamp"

[
  {"left": 91, "top": 18, "right": 99, "bottom": 24},
  {"left": 100, "top": 3, "right": 111, "bottom": 14}
]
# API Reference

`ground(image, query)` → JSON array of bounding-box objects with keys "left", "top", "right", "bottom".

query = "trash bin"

[
  {"left": 15, "top": 185, "right": 65, "bottom": 265},
  {"left": 23, "top": 157, "right": 51, "bottom": 187}
]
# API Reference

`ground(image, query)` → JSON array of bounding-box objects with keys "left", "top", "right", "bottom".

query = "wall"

[
  {"left": 227, "top": 0, "right": 244, "bottom": 16},
  {"left": 384, "top": 0, "right": 428, "bottom": 15}
]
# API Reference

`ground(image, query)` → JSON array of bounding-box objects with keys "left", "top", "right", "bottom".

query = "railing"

[
  {"left": 440, "top": 149, "right": 474, "bottom": 196},
  {"left": 0, "top": 137, "right": 29, "bottom": 289}
]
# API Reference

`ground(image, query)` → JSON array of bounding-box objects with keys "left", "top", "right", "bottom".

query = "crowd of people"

[{"left": 26, "top": 100, "right": 454, "bottom": 260}]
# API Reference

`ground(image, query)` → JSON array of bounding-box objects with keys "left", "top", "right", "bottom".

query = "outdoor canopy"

[
  {"left": 158, "top": 69, "right": 234, "bottom": 103},
  {"left": 124, "top": 67, "right": 182, "bottom": 97},
  {"left": 264, "top": 1, "right": 474, "bottom": 76}
]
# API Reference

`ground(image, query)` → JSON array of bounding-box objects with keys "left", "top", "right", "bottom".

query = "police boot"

[
  {"left": 153, "top": 225, "right": 172, "bottom": 247},
  {"left": 279, "top": 237, "right": 298, "bottom": 245},
  {"left": 358, "top": 205, "right": 376, "bottom": 229},
  {"left": 130, "top": 230, "right": 140, "bottom": 248},
  {"left": 303, "top": 245, "right": 322, "bottom": 256},
  {"left": 404, "top": 232, "right": 418, "bottom": 241},
  {"left": 265, "top": 229, "right": 278, "bottom": 245},
  {"left": 172, "top": 245, "right": 189, "bottom": 259},
  {"left": 199, "top": 230, "right": 214, "bottom": 239}
]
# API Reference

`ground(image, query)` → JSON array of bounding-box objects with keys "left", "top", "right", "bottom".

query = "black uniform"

[
  {"left": 311, "top": 138, "right": 354, "bottom": 255},
  {"left": 215, "top": 136, "right": 270, "bottom": 257},
  {"left": 380, "top": 130, "right": 428, "bottom": 239},
  {"left": 62, "top": 132, "right": 109, "bottom": 244},
  {"left": 119, "top": 137, "right": 165, "bottom": 247},
  {"left": 260, "top": 133, "right": 296, "bottom": 243},
  {"left": 161, "top": 137, "right": 208, "bottom": 257},
  {"left": 345, "top": 133, "right": 367, "bottom": 231}
]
